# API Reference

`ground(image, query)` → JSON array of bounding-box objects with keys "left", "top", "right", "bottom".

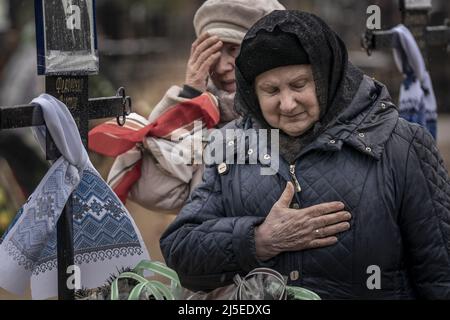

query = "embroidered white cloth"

[
  {"left": 0, "top": 94, "right": 150, "bottom": 300},
  {"left": 392, "top": 24, "right": 437, "bottom": 124}
]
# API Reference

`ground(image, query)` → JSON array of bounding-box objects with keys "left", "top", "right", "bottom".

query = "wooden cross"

[
  {"left": 0, "top": 0, "right": 131, "bottom": 300},
  {"left": 362, "top": 0, "right": 450, "bottom": 65}
]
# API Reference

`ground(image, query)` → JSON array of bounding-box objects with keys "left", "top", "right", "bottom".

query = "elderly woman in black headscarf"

[{"left": 160, "top": 11, "right": 450, "bottom": 299}]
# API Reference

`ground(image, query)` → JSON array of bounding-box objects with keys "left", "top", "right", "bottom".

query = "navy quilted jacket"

[{"left": 160, "top": 76, "right": 450, "bottom": 299}]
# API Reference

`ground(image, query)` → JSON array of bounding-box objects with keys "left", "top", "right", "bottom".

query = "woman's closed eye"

[
  {"left": 260, "top": 86, "right": 279, "bottom": 95},
  {"left": 291, "top": 81, "right": 307, "bottom": 90},
  {"left": 228, "top": 45, "right": 241, "bottom": 57}
]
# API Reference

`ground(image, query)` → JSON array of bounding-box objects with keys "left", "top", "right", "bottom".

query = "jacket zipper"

[
  {"left": 289, "top": 164, "right": 302, "bottom": 192},
  {"left": 289, "top": 163, "right": 303, "bottom": 286}
]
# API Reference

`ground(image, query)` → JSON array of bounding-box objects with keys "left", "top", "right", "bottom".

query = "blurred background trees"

[{"left": 2, "top": 0, "right": 449, "bottom": 118}]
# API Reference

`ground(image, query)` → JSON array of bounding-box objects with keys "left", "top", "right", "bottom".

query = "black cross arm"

[
  {"left": 362, "top": 26, "right": 450, "bottom": 52},
  {"left": 0, "top": 96, "right": 126, "bottom": 130},
  {"left": 88, "top": 96, "right": 127, "bottom": 121},
  {"left": 426, "top": 25, "right": 450, "bottom": 46},
  {"left": 0, "top": 103, "right": 44, "bottom": 129},
  {"left": 361, "top": 30, "right": 396, "bottom": 53}
]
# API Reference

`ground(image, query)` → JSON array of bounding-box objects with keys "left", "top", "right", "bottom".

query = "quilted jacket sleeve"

[
  {"left": 399, "top": 125, "right": 450, "bottom": 299},
  {"left": 159, "top": 164, "right": 270, "bottom": 292}
]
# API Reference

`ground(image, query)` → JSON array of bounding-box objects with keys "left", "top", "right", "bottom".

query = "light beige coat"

[{"left": 126, "top": 85, "right": 205, "bottom": 212}]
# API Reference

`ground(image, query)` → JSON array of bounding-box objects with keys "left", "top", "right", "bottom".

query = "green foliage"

[
  {"left": 286, "top": 285, "right": 321, "bottom": 300},
  {"left": 110, "top": 260, "right": 182, "bottom": 300},
  {"left": 80, "top": 260, "right": 322, "bottom": 301}
]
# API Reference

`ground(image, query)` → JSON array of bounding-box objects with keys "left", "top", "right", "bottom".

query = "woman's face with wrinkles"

[{"left": 255, "top": 64, "right": 320, "bottom": 137}]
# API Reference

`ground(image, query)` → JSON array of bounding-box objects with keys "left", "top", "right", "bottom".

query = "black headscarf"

[
  {"left": 237, "top": 28, "right": 310, "bottom": 82},
  {"left": 234, "top": 11, "right": 364, "bottom": 162}
]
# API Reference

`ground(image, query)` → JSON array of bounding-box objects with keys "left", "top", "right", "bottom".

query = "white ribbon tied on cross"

[
  {"left": 392, "top": 24, "right": 437, "bottom": 123},
  {"left": 0, "top": 94, "right": 150, "bottom": 299}
]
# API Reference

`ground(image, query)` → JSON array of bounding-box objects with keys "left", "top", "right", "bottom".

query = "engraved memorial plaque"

[{"left": 35, "top": 0, "right": 99, "bottom": 75}]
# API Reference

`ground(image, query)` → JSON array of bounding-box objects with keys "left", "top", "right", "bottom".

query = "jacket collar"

[
  {"left": 221, "top": 77, "right": 399, "bottom": 167},
  {"left": 295, "top": 76, "right": 399, "bottom": 160}
]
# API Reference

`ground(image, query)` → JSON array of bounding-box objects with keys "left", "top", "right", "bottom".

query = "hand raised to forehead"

[{"left": 185, "top": 33, "right": 223, "bottom": 92}]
